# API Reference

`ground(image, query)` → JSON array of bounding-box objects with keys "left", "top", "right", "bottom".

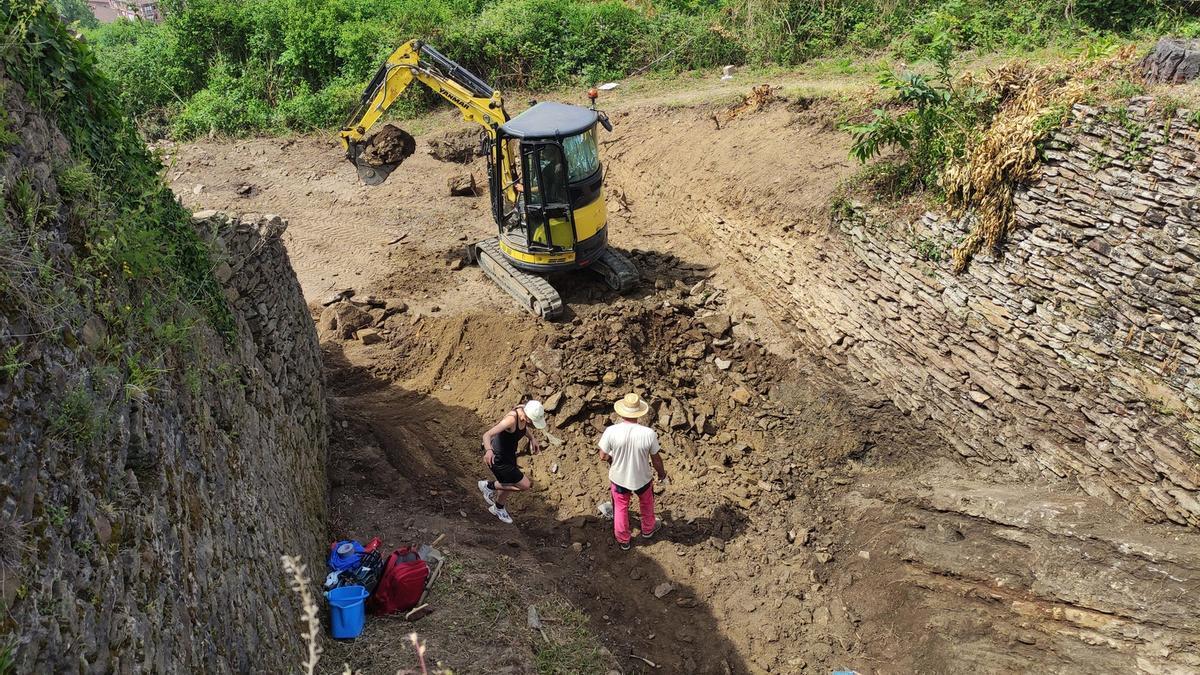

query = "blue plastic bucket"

[{"left": 328, "top": 585, "right": 368, "bottom": 639}]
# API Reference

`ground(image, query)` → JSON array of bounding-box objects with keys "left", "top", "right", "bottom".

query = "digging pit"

[{"left": 174, "top": 90, "right": 1200, "bottom": 674}]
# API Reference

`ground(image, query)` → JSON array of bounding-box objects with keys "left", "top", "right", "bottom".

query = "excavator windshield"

[{"left": 562, "top": 128, "right": 599, "bottom": 181}]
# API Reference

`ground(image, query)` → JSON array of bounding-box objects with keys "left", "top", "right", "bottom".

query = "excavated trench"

[
  {"left": 173, "top": 92, "right": 1200, "bottom": 673},
  {"left": 317, "top": 266, "right": 947, "bottom": 673}
]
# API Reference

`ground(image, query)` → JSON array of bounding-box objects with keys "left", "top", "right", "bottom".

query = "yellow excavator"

[{"left": 338, "top": 40, "right": 638, "bottom": 318}]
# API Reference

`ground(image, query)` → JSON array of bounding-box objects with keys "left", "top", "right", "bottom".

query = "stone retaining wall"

[
  {"left": 714, "top": 98, "right": 1200, "bottom": 526},
  {"left": 0, "top": 213, "right": 327, "bottom": 673}
]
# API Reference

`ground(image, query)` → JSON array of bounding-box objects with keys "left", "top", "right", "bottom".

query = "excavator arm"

[{"left": 339, "top": 40, "right": 511, "bottom": 185}]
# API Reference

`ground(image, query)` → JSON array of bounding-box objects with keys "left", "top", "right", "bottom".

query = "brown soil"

[
  {"left": 362, "top": 124, "right": 417, "bottom": 166},
  {"left": 172, "top": 82, "right": 1200, "bottom": 674}
]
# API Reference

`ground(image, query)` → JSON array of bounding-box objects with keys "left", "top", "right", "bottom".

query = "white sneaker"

[
  {"left": 489, "top": 504, "right": 513, "bottom": 524},
  {"left": 642, "top": 518, "right": 659, "bottom": 539},
  {"left": 478, "top": 480, "right": 495, "bottom": 506}
]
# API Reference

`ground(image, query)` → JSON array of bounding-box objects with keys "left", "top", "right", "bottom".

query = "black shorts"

[
  {"left": 490, "top": 462, "right": 524, "bottom": 485},
  {"left": 613, "top": 480, "right": 652, "bottom": 496}
]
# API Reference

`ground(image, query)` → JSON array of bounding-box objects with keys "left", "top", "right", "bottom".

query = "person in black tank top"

[{"left": 477, "top": 400, "right": 548, "bottom": 524}]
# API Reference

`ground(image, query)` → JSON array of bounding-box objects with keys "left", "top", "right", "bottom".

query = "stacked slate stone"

[{"left": 707, "top": 99, "right": 1200, "bottom": 527}]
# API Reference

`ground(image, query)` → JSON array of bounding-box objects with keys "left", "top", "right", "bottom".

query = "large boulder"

[{"left": 1141, "top": 37, "right": 1200, "bottom": 84}]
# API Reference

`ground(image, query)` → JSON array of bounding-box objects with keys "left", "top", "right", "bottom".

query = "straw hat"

[
  {"left": 613, "top": 393, "right": 650, "bottom": 418},
  {"left": 523, "top": 400, "right": 548, "bottom": 429}
]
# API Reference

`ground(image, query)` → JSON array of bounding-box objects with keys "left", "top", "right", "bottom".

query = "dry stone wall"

[
  {"left": 0, "top": 213, "right": 327, "bottom": 673},
  {"left": 713, "top": 98, "right": 1200, "bottom": 526}
]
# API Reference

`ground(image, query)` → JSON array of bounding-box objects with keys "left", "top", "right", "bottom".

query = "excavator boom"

[{"left": 339, "top": 40, "right": 509, "bottom": 185}]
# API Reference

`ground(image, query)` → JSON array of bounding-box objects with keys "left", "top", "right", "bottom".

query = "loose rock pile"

[
  {"left": 318, "top": 290, "right": 409, "bottom": 342},
  {"left": 520, "top": 281, "right": 879, "bottom": 516}
]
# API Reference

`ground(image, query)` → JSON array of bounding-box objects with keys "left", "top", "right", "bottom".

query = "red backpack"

[{"left": 367, "top": 547, "right": 430, "bottom": 615}]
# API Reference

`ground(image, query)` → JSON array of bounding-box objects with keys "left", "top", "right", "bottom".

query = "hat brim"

[
  {"left": 530, "top": 416, "right": 547, "bottom": 430},
  {"left": 614, "top": 401, "right": 650, "bottom": 418}
]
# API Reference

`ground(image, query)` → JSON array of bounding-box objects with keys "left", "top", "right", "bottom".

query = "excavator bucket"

[{"left": 350, "top": 124, "right": 416, "bottom": 186}]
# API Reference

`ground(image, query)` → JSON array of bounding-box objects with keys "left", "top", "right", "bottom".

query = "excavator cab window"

[
  {"left": 496, "top": 138, "right": 524, "bottom": 234},
  {"left": 520, "top": 142, "right": 573, "bottom": 250},
  {"left": 562, "top": 128, "right": 599, "bottom": 181},
  {"left": 523, "top": 144, "right": 568, "bottom": 207}
]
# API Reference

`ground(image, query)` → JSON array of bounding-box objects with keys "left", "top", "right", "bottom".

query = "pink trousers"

[{"left": 611, "top": 482, "right": 655, "bottom": 544}]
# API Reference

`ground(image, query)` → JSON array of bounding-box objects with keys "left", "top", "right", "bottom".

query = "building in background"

[{"left": 87, "top": 0, "right": 159, "bottom": 23}]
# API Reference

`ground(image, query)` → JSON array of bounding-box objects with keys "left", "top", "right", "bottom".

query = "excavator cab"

[{"left": 489, "top": 102, "right": 612, "bottom": 273}]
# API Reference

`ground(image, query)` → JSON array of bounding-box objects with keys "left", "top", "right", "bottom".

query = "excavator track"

[
  {"left": 471, "top": 238, "right": 564, "bottom": 319},
  {"left": 591, "top": 247, "right": 640, "bottom": 293}
]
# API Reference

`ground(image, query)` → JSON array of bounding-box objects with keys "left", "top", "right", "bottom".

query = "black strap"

[{"left": 507, "top": 408, "right": 526, "bottom": 432}]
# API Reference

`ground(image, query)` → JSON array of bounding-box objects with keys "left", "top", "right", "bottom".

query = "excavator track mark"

[
  {"left": 472, "top": 238, "right": 564, "bottom": 319},
  {"left": 592, "top": 247, "right": 640, "bottom": 293}
]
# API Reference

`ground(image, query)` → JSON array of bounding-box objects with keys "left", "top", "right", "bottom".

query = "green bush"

[
  {"left": 83, "top": 0, "right": 1200, "bottom": 140},
  {"left": 88, "top": 19, "right": 191, "bottom": 115},
  {"left": 277, "top": 76, "right": 363, "bottom": 130},
  {"left": 172, "top": 59, "right": 273, "bottom": 138},
  {"left": 843, "top": 45, "right": 995, "bottom": 191},
  {"left": 52, "top": 0, "right": 97, "bottom": 29},
  {"left": 3, "top": 0, "right": 232, "bottom": 333}
]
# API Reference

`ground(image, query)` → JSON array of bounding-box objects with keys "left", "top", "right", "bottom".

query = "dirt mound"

[
  {"left": 361, "top": 124, "right": 416, "bottom": 166},
  {"left": 311, "top": 253, "right": 937, "bottom": 672},
  {"left": 428, "top": 128, "right": 482, "bottom": 163}
]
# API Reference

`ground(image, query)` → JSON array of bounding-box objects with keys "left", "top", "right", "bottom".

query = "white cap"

[{"left": 523, "top": 400, "right": 548, "bottom": 429}]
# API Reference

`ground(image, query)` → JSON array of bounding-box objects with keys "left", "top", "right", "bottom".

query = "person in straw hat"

[
  {"left": 477, "top": 400, "right": 547, "bottom": 524},
  {"left": 598, "top": 393, "right": 668, "bottom": 550}
]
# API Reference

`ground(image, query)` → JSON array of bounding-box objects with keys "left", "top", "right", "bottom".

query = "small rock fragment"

[
  {"left": 700, "top": 313, "right": 732, "bottom": 336},
  {"left": 448, "top": 173, "right": 477, "bottom": 196},
  {"left": 350, "top": 294, "right": 386, "bottom": 308},
  {"left": 80, "top": 316, "right": 108, "bottom": 349},
  {"left": 653, "top": 582, "right": 675, "bottom": 599},
  {"left": 322, "top": 288, "right": 355, "bottom": 306},
  {"left": 357, "top": 328, "right": 383, "bottom": 345},
  {"left": 731, "top": 387, "right": 752, "bottom": 405}
]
